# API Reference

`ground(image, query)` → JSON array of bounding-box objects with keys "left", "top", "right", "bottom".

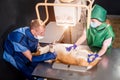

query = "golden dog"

[{"left": 32, "top": 43, "right": 101, "bottom": 70}]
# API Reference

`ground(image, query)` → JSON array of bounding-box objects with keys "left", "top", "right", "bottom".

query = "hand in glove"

[
  {"left": 87, "top": 53, "right": 99, "bottom": 63},
  {"left": 66, "top": 44, "right": 77, "bottom": 51}
]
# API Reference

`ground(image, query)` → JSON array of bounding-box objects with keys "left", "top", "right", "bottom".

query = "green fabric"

[
  {"left": 87, "top": 22, "right": 115, "bottom": 53},
  {"left": 91, "top": 4, "right": 107, "bottom": 22}
]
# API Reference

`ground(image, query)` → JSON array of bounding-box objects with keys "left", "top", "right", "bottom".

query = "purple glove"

[
  {"left": 66, "top": 44, "right": 77, "bottom": 51},
  {"left": 87, "top": 54, "right": 99, "bottom": 63}
]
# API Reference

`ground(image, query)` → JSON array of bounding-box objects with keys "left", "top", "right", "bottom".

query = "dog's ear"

[{"left": 32, "top": 50, "right": 41, "bottom": 56}]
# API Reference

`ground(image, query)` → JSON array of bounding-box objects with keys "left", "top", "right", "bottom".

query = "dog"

[{"left": 32, "top": 43, "right": 101, "bottom": 70}]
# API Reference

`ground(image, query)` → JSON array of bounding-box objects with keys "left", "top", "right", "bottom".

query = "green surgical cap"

[{"left": 91, "top": 4, "right": 107, "bottom": 22}]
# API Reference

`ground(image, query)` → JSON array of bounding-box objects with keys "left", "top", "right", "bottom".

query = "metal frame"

[{"left": 35, "top": 0, "right": 94, "bottom": 29}]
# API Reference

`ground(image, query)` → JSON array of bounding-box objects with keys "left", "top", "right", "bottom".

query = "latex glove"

[
  {"left": 32, "top": 52, "right": 56, "bottom": 62},
  {"left": 87, "top": 53, "right": 99, "bottom": 63},
  {"left": 66, "top": 44, "right": 77, "bottom": 51}
]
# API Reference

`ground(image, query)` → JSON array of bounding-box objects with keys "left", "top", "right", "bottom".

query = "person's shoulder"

[
  {"left": 13, "top": 26, "right": 29, "bottom": 34},
  {"left": 8, "top": 27, "right": 30, "bottom": 41},
  {"left": 14, "top": 26, "right": 29, "bottom": 31},
  {"left": 105, "top": 24, "right": 115, "bottom": 37},
  {"left": 105, "top": 23, "right": 113, "bottom": 30}
]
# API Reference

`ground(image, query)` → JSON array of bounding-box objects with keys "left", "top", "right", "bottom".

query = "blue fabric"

[
  {"left": 3, "top": 51, "right": 18, "bottom": 69},
  {"left": 3, "top": 27, "right": 43, "bottom": 80},
  {"left": 12, "top": 42, "right": 28, "bottom": 52},
  {"left": 4, "top": 27, "right": 38, "bottom": 54},
  {"left": 3, "top": 27, "right": 57, "bottom": 80},
  {"left": 32, "top": 52, "right": 56, "bottom": 62}
]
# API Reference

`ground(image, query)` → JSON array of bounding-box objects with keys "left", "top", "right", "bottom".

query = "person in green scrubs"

[{"left": 66, "top": 4, "right": 115, "bottom": 63}]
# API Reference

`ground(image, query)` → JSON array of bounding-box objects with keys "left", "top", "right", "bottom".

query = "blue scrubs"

[{"left": 3, "top": 27, "right": 56, "bottom": 80}]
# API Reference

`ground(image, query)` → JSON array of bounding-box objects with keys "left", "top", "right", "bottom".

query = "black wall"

[
  {"left": 0, "top": 0, "right": 44, "bottom": 37},
  {"left": 94, "top": 0, "right": 120, "bottom": 15},
  {"left": 0, "top": 0, "right": 120, "bottom": 39}
]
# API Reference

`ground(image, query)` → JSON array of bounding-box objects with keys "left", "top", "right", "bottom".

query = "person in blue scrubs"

[{"left": 3, "top": 19, "right": 56, "bottom": 80}]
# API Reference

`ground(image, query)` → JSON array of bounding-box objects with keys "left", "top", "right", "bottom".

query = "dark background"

[
  {"left": 0, "top": 0, "right": 120, "bottom": 80},
  {"left": 0, "top": 0, "right": 120, "bottom": 38}
]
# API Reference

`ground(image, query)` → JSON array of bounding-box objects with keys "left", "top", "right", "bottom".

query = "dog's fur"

[{"left": 32, "top": 43, "right": 101, "bottom": 70}]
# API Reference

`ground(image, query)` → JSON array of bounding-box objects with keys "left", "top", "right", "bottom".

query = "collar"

[
  {"left": 95, "top": 22, "right": 107, "bottom": 31},
  {"left": 25, "top": 28, "right": 38, "bottom": 41}
]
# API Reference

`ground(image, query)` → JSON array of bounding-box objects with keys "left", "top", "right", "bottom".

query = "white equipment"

[
  {"left": 35, "top": 0, "right": 94, "bottom": 43},
  {"left": 54, "top": 0, "right": 81, "bottom": 27}
]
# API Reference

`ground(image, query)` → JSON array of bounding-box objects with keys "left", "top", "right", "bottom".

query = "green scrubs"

[{"left": 87, "top": 22, "right": 115, "bottom": 53}]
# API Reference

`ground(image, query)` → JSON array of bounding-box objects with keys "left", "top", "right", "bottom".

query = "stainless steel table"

[{"left": 32, "top": 48, "right": 120, "bottom": 80}]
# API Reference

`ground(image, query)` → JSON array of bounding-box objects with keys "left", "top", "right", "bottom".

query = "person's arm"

[
  {"left": 65, "top": 28, "right": 87, "bottom": 51},
  {"left": 87, "top": 37, "right": 112, "bottom": 63},
  {"left": 23, "top": 49, "right": 56, "bottom": 62},
  {"left": 75, "top": 28, "right": 87, "bottom": 45},
  {"left": 23, "top": 50, "right": 32, "bottom": 61},
  {"left": 98, "top": 37, "right": 112, "bottom": 56}
]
